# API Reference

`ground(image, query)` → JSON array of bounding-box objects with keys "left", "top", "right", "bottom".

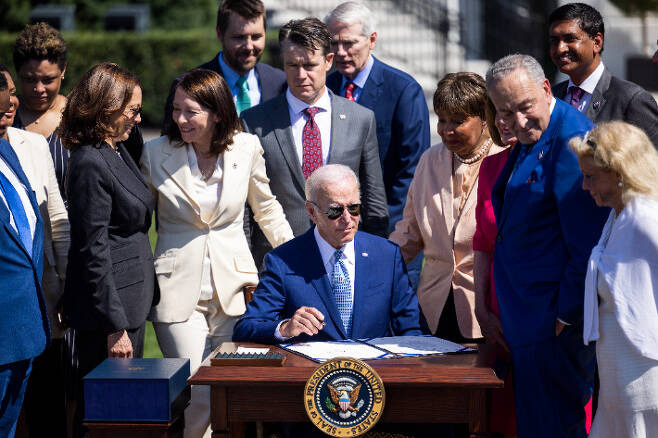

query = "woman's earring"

[{"left": 617, "top": 180, "right": 623, "bottom": 188}]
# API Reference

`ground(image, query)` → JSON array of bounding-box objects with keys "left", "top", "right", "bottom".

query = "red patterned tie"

[
  {"left": 302, "top": 107, "right": 322, "bottom": 178},
  {"left": 344, "top": 82, "right": 356, "bottom": 101}
]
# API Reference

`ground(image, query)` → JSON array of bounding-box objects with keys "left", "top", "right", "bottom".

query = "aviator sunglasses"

[{"left": 310, "top": 201, "right": 361, "bottom": 220}]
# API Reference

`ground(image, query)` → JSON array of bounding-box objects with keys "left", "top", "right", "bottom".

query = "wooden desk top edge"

[{"left": 189, "top": 342, "right": 504, "bottom": 388}]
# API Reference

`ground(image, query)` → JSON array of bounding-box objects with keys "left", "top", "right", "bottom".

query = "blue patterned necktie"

[
  {"left": 0, "top": 170, "right": 32, "bottom": 256},
  {"left": 235, "top": 76, "right": 251, "bottom": 116},
  {"left": 331, "top": 249, "right": 352, "bottom": 337}
]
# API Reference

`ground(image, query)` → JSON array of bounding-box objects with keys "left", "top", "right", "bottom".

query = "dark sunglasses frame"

[{"left": 310, "top": 201, "right": 361, "bottom": 220}]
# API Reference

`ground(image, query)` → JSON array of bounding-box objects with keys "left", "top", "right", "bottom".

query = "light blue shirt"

[
  {"left": 339, "top": 55, "right": 375, "bottom": 102},
  {"left": 218, "top": 52, "right": 262, "bottom": 106}
]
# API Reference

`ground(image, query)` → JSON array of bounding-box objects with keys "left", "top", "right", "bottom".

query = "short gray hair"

[
  {"left": 305, "top": 164, "right": 360, "bottom": 203},
  {"left": 485, "top": 54, "right": 545, "bottom": 89},
  {"left": 325, "top": 1, "right": 376, "bottom": 36}
]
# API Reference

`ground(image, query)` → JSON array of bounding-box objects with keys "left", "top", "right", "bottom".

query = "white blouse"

[{"left": 187, "top": 145, "right": 223, "bottom": 300}]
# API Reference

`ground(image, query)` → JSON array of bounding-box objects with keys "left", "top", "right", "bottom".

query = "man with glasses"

[{"left": 233, "top": 164, "right": 423, "bottom": 343}]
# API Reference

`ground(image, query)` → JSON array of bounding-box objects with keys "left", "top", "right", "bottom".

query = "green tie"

[{"left": 235, "top": 76, "right": 251, "bottom": 116}]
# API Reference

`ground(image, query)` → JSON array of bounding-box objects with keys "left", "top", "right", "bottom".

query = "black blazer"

[
  {"left": 553, "top": 67, "right": 658, "bottom": 148},
  {"left": 63, "top": 142, "right": 155, "bottom": 333},
  {"left": 162, "top": 53, "right": 287, "bottom": 129}
]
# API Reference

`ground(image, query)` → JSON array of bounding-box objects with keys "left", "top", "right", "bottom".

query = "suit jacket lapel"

[
  {"left": 0, "top": 139, "right": 42, "bottom": 260},
  {"left": 327, "top": 92, "right": 350, "bottom": 164},
  {"left": 586, "top": 68, "right": 610, "bottom": 121},
  {"left": 351, "top": 233, "right": 369, "bottom": 338},
  {"left": 208, "top": 146, "right": 238, "bottom": 225},
  {"left": 270, "top": 95, "right": 306, "bottom": 194},
  {"left": 100, "top": 144, "right": 153, "bottom": 210},
  {"left": 357, "top": 57, "right": 383, "bottom": 107},
  {"left": 161, "top": 142, "right": 200, "bottom": 211}
]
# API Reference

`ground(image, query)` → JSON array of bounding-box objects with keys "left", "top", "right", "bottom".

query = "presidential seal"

[{"left": 304, "top": 357, "right": 385, "bottom": 437}]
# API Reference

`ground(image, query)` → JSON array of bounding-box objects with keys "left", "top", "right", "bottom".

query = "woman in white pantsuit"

[
  {"left": 571, "top": 121, "right": 658, "bottom": 437},
  {"left": 141, "top": 69, "right": 293, "bottom": 438}
]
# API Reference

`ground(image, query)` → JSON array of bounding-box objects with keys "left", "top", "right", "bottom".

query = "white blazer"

[
  {"left": 141, "top": 133, "right": 294, "bottom": 322},
  {"left": 7, "top": 127, "right": 70, "bottom": 338}
]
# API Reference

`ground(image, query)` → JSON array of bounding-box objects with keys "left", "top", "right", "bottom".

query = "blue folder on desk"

[{"left": 84, "top": 358, "right": 190, "bottom": 422}]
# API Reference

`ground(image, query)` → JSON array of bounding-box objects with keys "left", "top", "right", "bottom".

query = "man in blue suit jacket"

[
  {"left": 486, "top": 54, "right": 608, "bottom": 438},
  {"left": 325, "top": 2, "right": 430, "bottom": 233},
  {"left": 0, "top": 77, "right": 49, "bottom": 438},
  {"left": 233, "top": 164, "right": 423, "bottom": 344}
]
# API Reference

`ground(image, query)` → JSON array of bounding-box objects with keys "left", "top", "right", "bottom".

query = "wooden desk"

[
  {"left": 190, "top": 342, "right": 504, "bottom": 438},
  {"left": 84, "top": 414, "right": 183, "bottom": 438}
]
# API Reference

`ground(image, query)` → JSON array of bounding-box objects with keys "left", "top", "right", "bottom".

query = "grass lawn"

[{"left": 143, "top": 218, "right": 164, "bottom": 358}]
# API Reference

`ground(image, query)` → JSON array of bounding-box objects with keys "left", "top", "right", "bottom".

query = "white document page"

[{"left": 280, "top": 341, "right": 392, "bottom": 362}]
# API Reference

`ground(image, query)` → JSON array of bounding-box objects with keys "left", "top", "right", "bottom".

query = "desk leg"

[
  {"left": 468, "top": 389, "right": 489, "bottom": 438},
  {"left": 210, "top": 386, "right": 246, "bottom": 438},
  {"left": 211, "top": 387, "right": 229, "bottom": 438}
]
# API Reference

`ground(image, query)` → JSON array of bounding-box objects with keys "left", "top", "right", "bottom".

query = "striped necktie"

[{"left": 331, "top": 249, "right": 352, "bottom": 337}]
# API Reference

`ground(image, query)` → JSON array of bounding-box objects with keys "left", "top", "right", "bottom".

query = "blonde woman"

[{"left": 571, "top": 121, "right": 658, "bottom": 437}]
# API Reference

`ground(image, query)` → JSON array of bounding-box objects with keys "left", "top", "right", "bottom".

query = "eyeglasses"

[
  {"left": 310, "top": 201, "right": 361, "bottom": 220},
  {"left": 124, "top": 107, "right": 142, "bottom": 118}
]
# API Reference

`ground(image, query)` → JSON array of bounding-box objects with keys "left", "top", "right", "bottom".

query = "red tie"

[
  {"left": 344, "top": 82, "right": 356, "bottom": 101},
  {"left": 302, "top": 107, "right": 322, "bottom": 178}
]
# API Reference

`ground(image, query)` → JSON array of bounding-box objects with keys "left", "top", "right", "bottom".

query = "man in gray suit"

[
  {"left": 241, "top": 17, "right": 388, "bottom": 267},
  {"left": 549, "top": 3, "right": 658, "bottom": 148}
]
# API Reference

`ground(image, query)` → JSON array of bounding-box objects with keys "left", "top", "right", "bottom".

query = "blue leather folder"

[{"left": 84, "top": 358, "right": 190, "bottom": 422}]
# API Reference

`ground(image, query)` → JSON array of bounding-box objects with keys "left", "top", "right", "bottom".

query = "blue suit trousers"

[
  {"left": 0, "top": 359, "right": 33, "bottom": 438},
  {"left": 512, "top": 324, "right": 595, "bottom": 438}
]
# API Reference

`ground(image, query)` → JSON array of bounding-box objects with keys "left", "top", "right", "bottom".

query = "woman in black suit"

[{"left": 59, "top": 62, "right": 155, "bottom": 438}]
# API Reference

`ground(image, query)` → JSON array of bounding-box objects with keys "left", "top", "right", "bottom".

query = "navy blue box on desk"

[{"left": 84, "top": 358, "right": 190, "bottom": 422}]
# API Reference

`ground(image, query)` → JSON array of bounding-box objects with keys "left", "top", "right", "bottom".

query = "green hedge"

[{"left": 0, "top": 29, "right": 276, "bottom": 127}]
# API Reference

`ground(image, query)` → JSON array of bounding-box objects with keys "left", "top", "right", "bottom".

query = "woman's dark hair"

[
  {"left": 13, "top": 22, "right": 68, "bottom": 72},
  {"left": 433, "top": 72, "right": 487, "bottom": 120},
  {"left": 164, "top": 69, "right": 241, "bottom": 154},
  {"left": 59, "top": 63, "right": 140, "bottom": 151}
]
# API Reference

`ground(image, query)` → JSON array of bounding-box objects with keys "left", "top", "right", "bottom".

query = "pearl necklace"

[{"left": 454, "top": 138, "right": 492, "bottom": 165}]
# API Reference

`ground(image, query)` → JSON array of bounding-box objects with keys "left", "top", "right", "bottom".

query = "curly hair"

[
  {"left": 164, "top": 69, "right": 241, "bottom": 154},
  {"left": 13, "top": 22, "right": 67, "bottom": 72},
  {"left": 569, "top": 121, "right": 658, "bottom": 204},
  {"left": 58, "top": 63, "right": 140, "bottom": 151}
]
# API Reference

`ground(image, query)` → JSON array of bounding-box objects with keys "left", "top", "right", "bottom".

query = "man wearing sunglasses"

[{"left": 233, "top": 164, "right": 423, "bottom": 344}]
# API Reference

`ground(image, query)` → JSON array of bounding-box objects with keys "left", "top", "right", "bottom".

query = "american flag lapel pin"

[{"left": 538, "top": 150, "right": 544, "bottom": 160}]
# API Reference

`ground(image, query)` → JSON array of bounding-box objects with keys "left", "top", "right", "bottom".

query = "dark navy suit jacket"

[
  {"left": 0, "top": 138, "right": 49, "bottom": 366},
  {"left": 163, "top": 53, "right": 287, "bottom": 129},
  {"left": 232, "top": 229, "right": 424, "bottom": 344},
  {"left": 327, "top": 57, "right": 430, "bottom": 231},
  {"left": 553, "top": 67, "right": 658, "bottom": 148},
  {"left": 491, "top": 99, "right": 608, "bottom": 348}
]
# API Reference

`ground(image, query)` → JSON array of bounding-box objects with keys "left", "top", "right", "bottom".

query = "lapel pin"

[
  {"left": 232, "top": 163, "right": 237, "bottom": 169},
  {"left": 538, "top": 150, "right": 543, "bottom": 160},
  {"left": 339, "top": 114, "right": 346, "bottom": 119},
  {"left": 593, "top": 101, "right": 600, "bottom": 110},
  {"left": 362, "top": 252, "right": 368, "bottom": 257}
]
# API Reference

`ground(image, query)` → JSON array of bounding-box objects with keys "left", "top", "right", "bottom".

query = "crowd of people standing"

[{"left": 1, "top": 1, "right": 657, "bottom": 438}]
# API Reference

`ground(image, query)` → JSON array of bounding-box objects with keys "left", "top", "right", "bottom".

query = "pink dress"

[{"left": 473, "top": 149, "right": 517, "bottom": 435}]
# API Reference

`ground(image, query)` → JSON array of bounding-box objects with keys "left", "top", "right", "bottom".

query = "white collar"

[
  {"left": 314, "top": 226, "right": 355, "bottom": 265},
  {"left": 567, "top": 62, "right": 604, "bottom": 94},
  {"left": 286, "top": 87, "right": 332, "bottom": 115}
]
